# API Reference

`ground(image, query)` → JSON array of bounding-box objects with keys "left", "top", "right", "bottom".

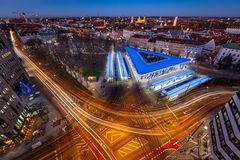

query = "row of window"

[
  {"left": 221, "top": 107, "right": 240, "bottom": 149},
  {"left": 1, "top": 66, "right": 23, "bottom": 85},
  {"left": 215, "top": 114, "right": 238, "bottom": 159},
  {"left": 140, "top": 65, "right": 188, "bottom": 81},
  {"left": 222, "top": 52, "right": 240, "bottom": 58},
  {"left": 0, "top": 38, "right": 7, "bottom": 51},
  {"left": 229, "top": 98, "right": 240, "bottom": 131},
  {"left": 209, "top": 121, "right": 225, "bottom": 160},
  {"left": 0, "top": 107, "right": 28, "bottom": 131},
  {"left": 0, "top": 56, "right": 15, "bottom": 70},
  {"left": 224, "top": 48, "right": 240, "bottom": 52}
]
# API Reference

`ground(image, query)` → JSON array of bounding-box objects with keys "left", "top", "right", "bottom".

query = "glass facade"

[{"left": 0, "top": 107, "right": 30, "bottom": 143}]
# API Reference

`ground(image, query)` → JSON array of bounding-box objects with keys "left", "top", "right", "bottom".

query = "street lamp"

[{"left": 204, "top": 125, "right": 208, "bottom": 130}]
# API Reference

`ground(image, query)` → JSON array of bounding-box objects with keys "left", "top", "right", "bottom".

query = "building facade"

[
  {"left": 125, "top": 47, "right": 211, "bottom": 99},
  {"left": 0, "top": 35, "right": 27, "bottom": 89},
  {"left": 123, "top": 28, "right": 142, "bottom": 40},
  {"left": 214, "top": 43, "right": 240, "bottom": 65},
  {"left": 0, "top": 76, "right": 30, "bottom": 144},
  {"left": 128, "top": 34, "right": 215, "bottom": 58},
  {"left": 226, "top": 27, "right": 240, "bottom": 35},
  {"left": 208, "top": 91, "right": 240, "bottom": 160},
  {"left": 124, "top": 47, "right": 191, "bottom": 84},
  {"left": 0, "top": 34, "right": 30, "bottom": 145}
]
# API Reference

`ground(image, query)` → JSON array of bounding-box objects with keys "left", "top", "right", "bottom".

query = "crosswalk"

[
  {"left": 104, "top": 129, "right": 126, "bottom": 144},
  {"left": 71, "top": 132, "right": 90, "bottom": 157},
  {"left": 118, "top": 137, "right": 147, "bottom": 157}
]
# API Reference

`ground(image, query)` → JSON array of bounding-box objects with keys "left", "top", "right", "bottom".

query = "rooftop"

[
  {"left": 149, "top": 36, "right": 204, "bottom": 45},
  {"left": 125, "top": 47, "right": 190, "bottom": 75},
  {"left": 222, "top": 43, "right": 240, "bottom": 50}
]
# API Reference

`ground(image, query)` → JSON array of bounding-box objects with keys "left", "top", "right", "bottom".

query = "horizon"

[
  {"left": 1, "top": 15, "right": 240, "bottom": 19},
  {"left": 0, "top": 0, "right": 240, "bottom": 17}
]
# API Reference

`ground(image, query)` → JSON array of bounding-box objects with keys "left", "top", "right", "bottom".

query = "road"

[
  {"left": 10, "top": 30, "right": 240, "bottom": 160},
  {"left": 10, "top": 30, "right": 117, "bottom": 160}
]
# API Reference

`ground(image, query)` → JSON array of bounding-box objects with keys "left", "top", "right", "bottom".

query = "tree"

[
  {"left": 221, "top": 55, "right": 233, "bottom": 69},
  {"left": 235, "top": 60, "right": 240, "bottom": 71},
  {"left": 25, "top": 38, "right": 43, "bottom": 49},
  {"left": 57, "top": 34, "right": 69, "bottom": 44}
]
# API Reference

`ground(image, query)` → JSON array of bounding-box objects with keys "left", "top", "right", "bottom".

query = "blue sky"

[{"left": 0, "top": 0, "right": 239, "bottom": 17}]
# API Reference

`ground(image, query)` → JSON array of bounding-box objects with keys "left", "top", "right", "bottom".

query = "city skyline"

[{"left": 1, "top": 0, "right": 240, "bottom": 17}]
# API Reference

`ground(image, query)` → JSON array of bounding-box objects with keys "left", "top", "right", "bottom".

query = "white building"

[
  {"left": 181, "top": 39, "right": 216, "bottom": 60},
  {"left": 19, "top": 31, "right": 57, "bottom": 44},
  {"left": 128, "top": 34, "right": 215, "bottom": 58},
  {"left": 226, "top": 27, "right": 240, "bottom": 35},
  {"left": 214, "top": 43, "right": 240, "bottom": 65},
  {"left": 208, "top": 91, "right": 240, "bottom": 160},
  {"left": 128, "top": 34, "right": 150, "bottom": 49}
]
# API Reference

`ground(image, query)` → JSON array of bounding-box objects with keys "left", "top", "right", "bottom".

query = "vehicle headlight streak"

[{"left": 11, "top": 34, "right": 170, "bottom": 136}]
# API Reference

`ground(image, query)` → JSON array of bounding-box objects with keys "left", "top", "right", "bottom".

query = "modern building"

[
  {"left": 125, "top": 47, "right": 191, "bottom": 83},
  {"left": 0, "top": 76, "right": 30, "bottom": 145},
  {"left": 0, "top": 35, "right": 26, "bottom": 89},
  {"left": 0, "top": 34, "right": 30, "bottom": 145},
  {"left": 208, "top": 91, "right": 240, "bottom": 160},
  {"left": 124, "top": 47, "right": 211, "bottom": 99},
  {"left": 214, "top": 43, "right": 240, "bottom": 66}
]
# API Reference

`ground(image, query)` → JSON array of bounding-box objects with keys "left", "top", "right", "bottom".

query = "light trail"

[
  {"left": 74, "top": 90, "right": 234, "bottom": 118},
  {"left": 10, "top": 31, "right": 236, "bottom": 136},
  {"left": 11, "top": 30, "right": 237, "bottom": 160},
  {"left": 10, "top": 31, "right": 116, "bottom": 160}
]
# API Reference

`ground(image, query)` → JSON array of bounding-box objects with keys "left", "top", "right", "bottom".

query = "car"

[
  {"left": 31, "top": 141, "right": 42, "bottom": 149},
  {"left": 35, "top": 91, "right": 41, "bottom": 95},
  {"left": 29, "top": 97, "right": 34, "bottom": 101}
]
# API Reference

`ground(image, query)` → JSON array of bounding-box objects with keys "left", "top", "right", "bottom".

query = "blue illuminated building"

[
  {"left": 125, "top": 47, "right": 211, "bottom": 99},
  {"left": 116, "top": 51, "right": 129, "bottom": 81},
  {"left": 19, "top": 81, "right": 32, "bottom": 95},
  {"left": 125, "top": 47, "right": 190, "bottom": 75}
]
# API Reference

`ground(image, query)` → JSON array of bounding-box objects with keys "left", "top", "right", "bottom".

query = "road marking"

[
  {"left": 104, "top": 129, "right": 126, "bottom": 144},
  {"left": 118, "top": 137, "right": 147, "bottom": 157}
]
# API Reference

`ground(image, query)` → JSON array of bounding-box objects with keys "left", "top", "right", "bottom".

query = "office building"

[
  {"left": 0, "top": 34, "right": 29, "bottom": 145},
  {"left": 208, "top": 91, "right": 240, "bottom": 159},
  {"left": 0, "top": 35, "right": 26, "bottom": 89}
]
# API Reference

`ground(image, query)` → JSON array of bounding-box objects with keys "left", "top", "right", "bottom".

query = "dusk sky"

[{"left": 0, "top": 0, "right": 240, "bottom": 17}]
